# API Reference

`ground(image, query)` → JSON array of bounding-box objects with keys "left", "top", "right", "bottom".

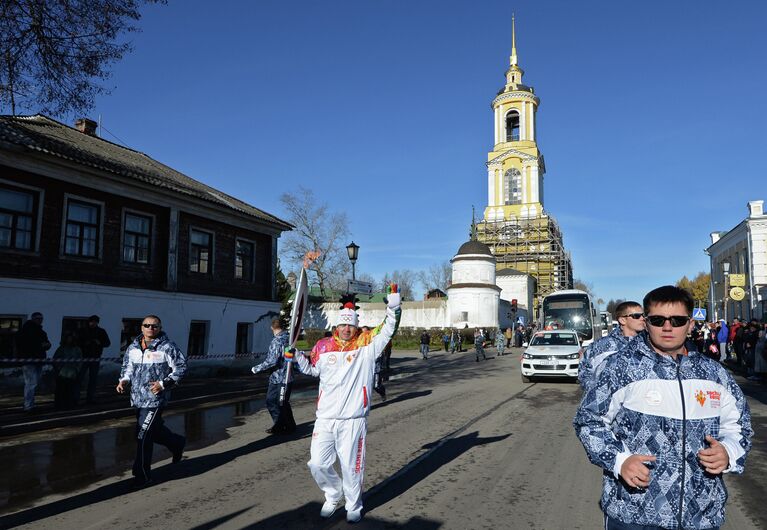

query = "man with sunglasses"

[
  {"left": 117, "top": 315, "right": 187, "bottom": 488},
  {"left": 575, "top": 286, "right": 752, "bottom": 530},
  {"left": 578, "top": 301, "right": 645, "bottom": 392}
]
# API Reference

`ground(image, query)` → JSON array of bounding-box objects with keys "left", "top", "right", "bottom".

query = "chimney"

[
  {"left": 748, "top": 200, "right": 764, "bottom": 218},
  {"left": 710, "top": 232, "right": 721, "bottom": 245},
  {"left": 75, "top": 118, "right": 98, "bottom": 136}
]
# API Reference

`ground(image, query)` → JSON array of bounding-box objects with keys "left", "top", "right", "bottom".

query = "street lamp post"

[
  {"left": 723, "top": 261, "right": 730, "bottom": 323},
  {"left": 346, "top": 241, "right": 359, "bottom": 282}
]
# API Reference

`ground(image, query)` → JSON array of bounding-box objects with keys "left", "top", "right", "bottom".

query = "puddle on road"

[{"left": 0, "top": 390, "right": 313, "bottom": 514}]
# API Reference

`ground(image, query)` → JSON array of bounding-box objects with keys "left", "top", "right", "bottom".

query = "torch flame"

[{"left": 303, "top": 250, "right": 321, "bottom": 269}]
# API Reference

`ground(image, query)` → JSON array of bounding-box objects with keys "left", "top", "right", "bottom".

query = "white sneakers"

[
  {"left": 320, "top": 500, "right": 339, "bottom": 518},
  {"left": 346, "top": 509, "right": 362, "bottom": 523},
  {"left": 320, "top": 499, "right": 362, "bottom": 523}
]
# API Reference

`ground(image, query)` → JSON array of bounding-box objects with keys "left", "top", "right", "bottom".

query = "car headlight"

[
  {"left": 567, "top": 353, "right": 579, "bottom": 359},
  {"left": 522, "top": 353, "right": 533, "bottom": 359}
]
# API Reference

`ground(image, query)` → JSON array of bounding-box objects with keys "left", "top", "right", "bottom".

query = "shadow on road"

[
  {"left": 371, "top": 390, "right": 432, "bottom": 411},
  {"left": 363, "top": 431, "right": 510, "bottom": 514},
  {"left": 196, "top": 500, "right": 443, "bottom": 529}
]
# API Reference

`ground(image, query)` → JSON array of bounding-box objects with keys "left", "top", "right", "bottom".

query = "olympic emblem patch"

[
  {"left": 327, "top": 354, "right": 337, "bottom": 365},
  {"left": 694, "top": 390, "right": 706, "bottom": 406},
  {"left": 706, "top": 390, "right": 721, "bottom": 408}
]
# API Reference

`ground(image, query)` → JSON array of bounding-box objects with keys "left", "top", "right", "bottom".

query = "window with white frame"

[
  {"left": 65, "top": 200, "right": 100, "bottom": 257},
  {"left": 0, "top": 185, "right": 37, "bottom": 250},
  {"left": 235, "top": 239, "right": 255, "bottom": 281},
  {"left": 190, "top": 228, "right": 212, "bottom": 273},
  {"left": 123, "top": 212, "right": 152, "bottom": 264}
]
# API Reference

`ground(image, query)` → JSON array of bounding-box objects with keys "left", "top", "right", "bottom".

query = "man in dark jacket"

[
  {"left": 251, "top": 318, "right": 295, "bottom": 434},
  {"left": 419, "top": 331, "right": 430, "bottom": 359},
  {"left": 80, "top": 315, "right": 111, "bottom": 404},
  {"left": 17, "top": 312, "right": 51, "bottom": 412}
]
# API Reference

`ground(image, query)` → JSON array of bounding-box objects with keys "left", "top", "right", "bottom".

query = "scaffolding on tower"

[{"left": 475, "top": 212, "right": 573, "bottom": 311}]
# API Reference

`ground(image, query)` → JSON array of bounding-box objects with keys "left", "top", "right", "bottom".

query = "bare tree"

[
  {"left": 417, "top": 261, "right": 452, "bottom": 293},
  {"left": 606, "top": 299, "right": 625, "bottom": 317},
  {"left": 573, "top": 278, "right": 595, "bottom": 298},
  {"left": 279, "top": 187, "right": 350, "bottom": 300},
  {"left": 381, "top": 270, "right": 416, "bottom": 301},
  {"left": 0, "top": 0, "right": 164, "bottom": 116}
]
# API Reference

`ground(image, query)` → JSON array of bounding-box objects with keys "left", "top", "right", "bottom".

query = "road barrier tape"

[{"left": 0, "top": 352, "right": 268, "bottom": 364}]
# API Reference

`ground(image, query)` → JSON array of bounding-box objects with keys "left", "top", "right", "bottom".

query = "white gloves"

[{"left": 387, "top": 292, "right": 401, "bottom": 309}]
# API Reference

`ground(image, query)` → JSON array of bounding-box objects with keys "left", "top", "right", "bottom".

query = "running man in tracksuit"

[
  {"left": 117, "top": 315, "right": 187, "bottom": 488},
  {"left": 295, "top": 288, "right": 401, "bottom": 524},
  {"left": 578, "top": 300, "right": 645, "bottom": 393},
  {"left": 574, "top": 286, "right": 752, "bottom": 529},
  {"left": 251, "top": 318, "right": 295, "bottom": 434}
]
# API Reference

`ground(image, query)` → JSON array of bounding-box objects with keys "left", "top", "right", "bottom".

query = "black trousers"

[
  {"left": 84, "top": 360, "right": 101, "bottom": 403},
  {"left": 54, "top": 377, "right": 79, "bottom": 409},
  {"left": 133, "top": 407, "right": 184, "bottom": 480},
  {"left": 265, "top": 381, "right": 296, "bottom": 432}
]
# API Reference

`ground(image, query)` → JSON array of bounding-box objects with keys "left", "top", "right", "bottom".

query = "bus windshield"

[{"left": 542, "top": 297, "right": 593, "bottom": 341}]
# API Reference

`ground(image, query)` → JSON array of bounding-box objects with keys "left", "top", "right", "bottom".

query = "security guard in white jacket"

[{"left": 295, "top": 288, "right": 401, "bottom": 523}]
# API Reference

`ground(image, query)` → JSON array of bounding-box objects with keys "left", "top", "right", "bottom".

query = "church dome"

[{"left": 456, "top": 240, "right": 493, "bottom": 257}]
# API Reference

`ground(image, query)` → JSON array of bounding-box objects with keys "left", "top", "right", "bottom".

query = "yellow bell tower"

[
  {"left": 483, "top": 15, "right": 545, "bottom": 222},
  {"left": 476, "top": 16, "right": 573, "bottom": 305}
]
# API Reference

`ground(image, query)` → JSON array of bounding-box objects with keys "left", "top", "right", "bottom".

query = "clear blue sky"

[{"left": 82, "top": 0, "right": 766, "bottom": 305}]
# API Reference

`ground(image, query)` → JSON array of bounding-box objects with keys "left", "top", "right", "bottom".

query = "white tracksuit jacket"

[{"left": 295, "top": 305, "right": 399, "bottom": 419}]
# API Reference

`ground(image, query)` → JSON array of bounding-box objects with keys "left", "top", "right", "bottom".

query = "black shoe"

[
  {"left": 265, "top": 426, "right": 277, "bottom": 434},
  {"left": 172, "top": 437, "right": 186, "bottom": 463}
]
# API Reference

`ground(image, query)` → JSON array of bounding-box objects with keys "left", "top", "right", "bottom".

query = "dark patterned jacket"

[
  {"left": 578, "top": 326, "right": 634, "bottom": 393},
  {"left": 119, "top": 333, "right": 187, "bottom": 408},
  {"left": 251, "top": 330, "right": 291, "bottom": 385},
  {"left": 573, "top": 333, "right": 752, "bottom": 529}
]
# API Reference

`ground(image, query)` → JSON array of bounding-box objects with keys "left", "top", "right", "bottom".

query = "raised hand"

[{"left": 386, "top": 282, "right": 401, "bottom": 308}]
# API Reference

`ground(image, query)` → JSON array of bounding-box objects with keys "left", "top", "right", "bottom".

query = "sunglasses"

[
  {"left": 620, "top": 312, "right": 644, "bottom": 320},
  {"left": 646, "top": 315, "right": 691, "bottom": 328},
  {"left": 142, "top": 323, "right": 160, "bottom": 329}
]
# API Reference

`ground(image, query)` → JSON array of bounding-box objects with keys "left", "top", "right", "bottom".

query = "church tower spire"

[
  {"left": 510, "top": 14, "right": 518, "bottom": 66},
  {"left": 505, "top": 14, "right": 524, "bottom": 87}
]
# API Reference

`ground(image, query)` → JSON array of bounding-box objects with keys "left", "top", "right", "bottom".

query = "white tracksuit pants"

[{"left": 307, "top": 417, "right": 367, "bottom": 512}]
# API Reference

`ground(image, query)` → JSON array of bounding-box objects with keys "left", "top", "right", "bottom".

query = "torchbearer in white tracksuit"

[{"left": 294, "top": 286, "right": 401, "bottom": 524}]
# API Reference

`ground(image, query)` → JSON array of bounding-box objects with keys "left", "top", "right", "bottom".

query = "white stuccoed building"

[
  {"left": 706, "top": 200, "right": 767, "bottom": 321},
  {"left": 446, "top": 240, "right": 501, "bottom": 329}
]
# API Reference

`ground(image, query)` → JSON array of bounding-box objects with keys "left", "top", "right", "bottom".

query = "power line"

[{"left": 98, "top": 123, "right": 130, "bottom": 147}]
